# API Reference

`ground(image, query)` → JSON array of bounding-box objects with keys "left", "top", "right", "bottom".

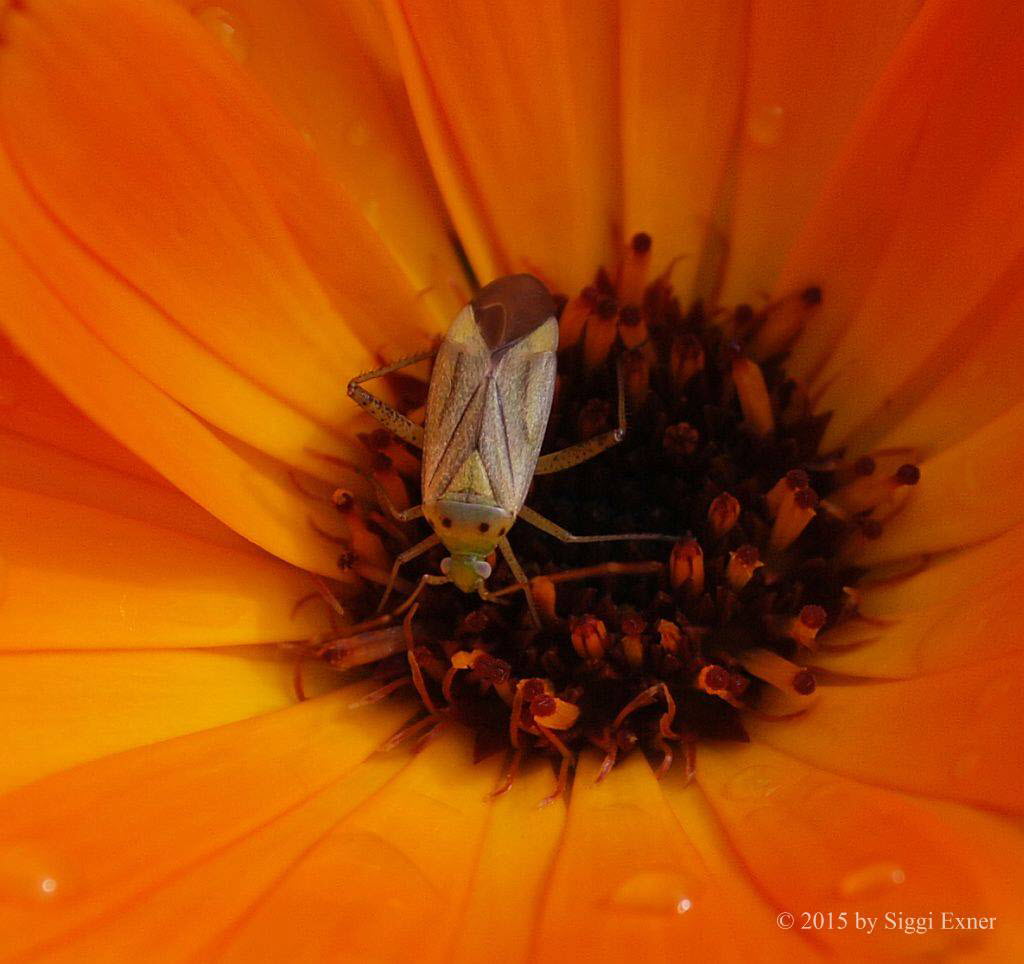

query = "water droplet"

[
  {"left": 0, "top": 843, "right": 74, "bottom": 902},
  {"left": 195, "top": 6, "right": 248, "bottom": 62},
  {"left": 724, "top": 764, "right": 782, "bottom": 803},
  {"left": 607, "top": 870, "right": 696, "bottom": 916},
  {"left": 838, "top": 861, "right": 906, "bottom": 898},
  {"left": 746, "top": 104, "right": 784, "bottom": 147}
]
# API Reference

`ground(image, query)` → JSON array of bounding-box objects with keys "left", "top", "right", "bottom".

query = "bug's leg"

[
  {"left": 518, "top": 504, "right": 677, "bottom": 544},
  {"left": 378, "top": 532, "right": 441, "bottom": 613},
  {"left": 366, "top": 471, "right": 425, "bottom": 525},
  {"left": 495, "top": 536, "right": 541, "bottom": 626},
  {"left": 347, "top": 349, "right": 435, "bottom": 449},
  {"left": 534, "top": 357, "right": 627, "bottom": 476}
]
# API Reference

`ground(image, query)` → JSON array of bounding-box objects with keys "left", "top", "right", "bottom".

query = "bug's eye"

[
  {"left": 440, "top": 557, "right": 452, "bottom": 575},
  {"left": 472, "top": 559, "right": 492, "bottom": 579},
  {"left": 441, "top": 517, "right": 453, "bottom": 528},
  {"left": 478, "top": 522, "right": 490, "bottom": 533}
]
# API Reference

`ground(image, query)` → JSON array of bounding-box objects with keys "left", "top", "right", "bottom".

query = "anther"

[
  {"left": 708, "top": 492, "right": 741, "bottom": 538},
  {"left": 732, "top": 355, "right": 774, "bottom": 435},
  {"left": 670, "top": 537, "right": 705, "bottom": 594},
  {"left": 726, "top": 544, "right": 764, "bottom": 590},
  {"left": 622, "top": 632, "right": 645, "bottom": 669}
]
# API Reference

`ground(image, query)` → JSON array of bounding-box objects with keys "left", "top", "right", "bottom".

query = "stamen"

[
  {"left": 739, "top": 648, "right": 817, "bottom": 701},
  {"left": 558, "top": 286, "right": 597, "bottom": 350},
  {"left": 769, "top": 485, "right": 818, "bottom": 552},
  {"left": 322, "top": 625, "right": 406, "bottom": 670},
  {"left": 670, "top": 537, "right": 705, "bottom": 594},
  {"left": 831, "top": 459, "right": 921, "bottom": 515},
  {"left": 670, "top": 333, "right": 704, "bottom": 390},
  {"left": 617, "top": 303, "right": 648, "bottom": 350},
  {"left": 618, "top": 232, "right": 652, "bottom": 305},
  {"left": 783, "top": 604, "right": 827, "bottom": 649},
  {"left": 570, "top": 614, "right": 609, "bottom": 660},
  {"left": 754, "top": 286, "right": 823, "bottom": 358},
  {"left": 727, "top": 544, "right": 764, "bottom": 590},
  {"left": 663, "top": 421, "right": 700, "bottom": 459},
  {"left": 708, "top": 492, "right": 741, "bottom": 538},
  {"left": 583, "top": 293, "right": 619, "bottom": 370},
  {"left": 622, "top": 347, "right": 650, "bottom": 406},
  {"left": 731, "top": 355, "right": 775, "bottom": 436}
]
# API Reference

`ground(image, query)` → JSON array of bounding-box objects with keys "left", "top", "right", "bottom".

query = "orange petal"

[
  {"left": 747, "top": 651, "right": 1024, "bottom": 814},
  {"left": 211, "top": 726, "right": 501, "bottom": 961},
  {"left": 533, "top": 751, "right": 804, "bottom": 959},
  {"left": 0, "top": 684, "right": 412, "bottom": 959},
  {"left": 0, "top": 334, "right": 254, "bottom": 552},
  {"left": 386, "top": 0, "right": 619, "bottom": 292},
  {"left": 697, "top": 740, "right": 1016, "bottom": 957},
  {"left": 814, "top": 525, "right": 1024, "bottom": 678},
  {"left": 0, "top": 485, "right": 336, "bottom": 649},
  {"left": 0, "top": 229, "right": 353, "bottom": 575},
  {"left": 853, "top": 400, "right": 1024, "bottom": 566},
  {"left": 34, "top": 753, "right": 410, "bottom": 963},
  {"left": 448, "top": 760, "right": 566, "bottom": 963},
  {"left": 0, "top": 0, "right": 437, "bottom": 483},
  {"left": 768, "top": 0, "right": 1024, "bottom": 455},
  {"left": 718, "top": 0, "right": 919, "bottom": 305},
  {"left": 619, "top": 0, "right": 745, "bottom": 299},
  {"left": 0, "top": 646, "right": 338, "bottom": 794},
  {"left": 179, "top": 0, "right": 464, "bottom": 321},
  {"left": 865, "top": 253, "right": 1024, "bottom": 456}
]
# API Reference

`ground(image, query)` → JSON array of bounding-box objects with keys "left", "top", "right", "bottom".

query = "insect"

[{"left": 348, "top": 274, "right": 676, "bottom": 621}]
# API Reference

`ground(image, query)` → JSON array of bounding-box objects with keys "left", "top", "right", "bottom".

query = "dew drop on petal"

[
  {"left": 607, "top": 870, "right": 697, "bottom": 917},
  {"left": 838, "top": 861, "right": 907, "bottom": 899},
  {"left": 746, "top": 104, "right": 785, "bottom": 147},
  {"left": 0, "top": 843, "right": 74, "bottom": 902},
  {"left": 194, "top": 6, "right": 248, "bottom": 63}
]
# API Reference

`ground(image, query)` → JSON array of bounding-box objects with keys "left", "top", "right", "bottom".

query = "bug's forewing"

[
  {"left": 422, "top": 304, "right": 492, "bottom": 502},
  {"left": 478, "top": 318, "right": 558, "bottom": 511}
]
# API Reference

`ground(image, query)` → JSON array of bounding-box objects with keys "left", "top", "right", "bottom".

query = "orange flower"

[{"left": 0, "top": 0, "right": 1022, "bottom": 960}]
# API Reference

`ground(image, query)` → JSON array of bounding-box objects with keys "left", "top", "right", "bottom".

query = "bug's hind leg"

[
  {"left": 534, "top": 357, "right": 627, "bottom": 476},
  {"left": 347, "top": 349, "right": 435, "bottom": 449},
  {"left": 378, "top": 532, "right": 441, "bottom": 613},
  {"left": 518, "top": 505, "right": 677, "bottom": 545}
]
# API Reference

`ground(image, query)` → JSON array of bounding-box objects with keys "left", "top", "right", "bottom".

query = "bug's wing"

[
  {"left": 478, "top": 317, "right": 558, "bottom": 512},
  {"left": 421, "top": 304, "right": 492, "bottom": 502}
]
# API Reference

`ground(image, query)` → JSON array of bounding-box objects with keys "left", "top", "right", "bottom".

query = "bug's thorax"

[{"left": 423, "top": 498, "right": 515, "bottom": 559}]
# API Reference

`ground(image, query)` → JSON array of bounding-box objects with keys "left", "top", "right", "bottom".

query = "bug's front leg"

[
  {"left": 533, "top": 358, "right": 627, "bottom": 476},
  {"left": 347, "top": 349, "right": 435, "bottom": 449},
  {"left": 518, "top": 505, "right": 677, "bottom": 544},
  {"left": 378, "top": 532, "right": 441, "bottom": 612}
]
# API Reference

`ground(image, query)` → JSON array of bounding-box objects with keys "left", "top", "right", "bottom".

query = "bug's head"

[{"left": 440, "top": 554, "right": 492, "bottom": 593}]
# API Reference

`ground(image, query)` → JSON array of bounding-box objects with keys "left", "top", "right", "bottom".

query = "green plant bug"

[{"left": 348, "top": 274, "right": 676, "bottom": 622}]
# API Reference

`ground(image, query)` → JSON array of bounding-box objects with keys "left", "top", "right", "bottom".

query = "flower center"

[{"left": 303, "top": 234, "right": 921, "bottom": 799}]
